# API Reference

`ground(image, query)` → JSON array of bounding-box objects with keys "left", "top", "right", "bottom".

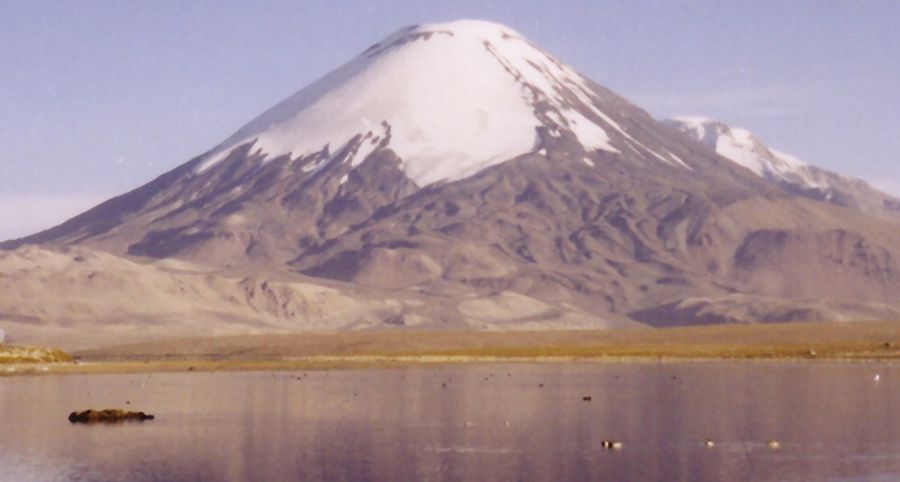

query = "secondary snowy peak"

[
  {"left": 197, "top": 20, "right": 678, "bottom": 186},
  {"left": 665, "top": 117, "right": 822, "bottom": 188},
  {"left": 665, "top": 116, "right": 900, "bottom": 221}
]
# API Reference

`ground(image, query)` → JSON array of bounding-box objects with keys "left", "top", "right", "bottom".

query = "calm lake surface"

[{"left": 1, "top": 362, "right": 898, "bottom": 481}]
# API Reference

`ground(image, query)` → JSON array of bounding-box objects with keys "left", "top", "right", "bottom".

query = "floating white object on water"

[
  {"left": 601, "top": 440, "right": 622, "bottom": 450},
  {"left": 767, "top": 440, "right": 780, "bottom": 449},
  {"left": 704, "top": 439, "right": 715, "bottom": 448},
  {"left": 874, "top": 374, "right": 881, "bottom": 383}
]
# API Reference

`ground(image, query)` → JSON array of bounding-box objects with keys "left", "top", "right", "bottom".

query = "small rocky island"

[{"left": 68, "top": 409, "right": 155, "bottom": 424}]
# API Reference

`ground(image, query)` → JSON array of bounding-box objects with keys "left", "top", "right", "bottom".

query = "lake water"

[{"left": 0, "top": 362, "right": 898, "bottom": 481}]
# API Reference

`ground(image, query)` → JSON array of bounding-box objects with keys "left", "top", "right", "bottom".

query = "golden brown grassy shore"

[
  {"left": 2, "top": 321, "right": 899, "bottom": 377},
  {"left": 0, "top": 344, "right": 72, "bottom": 364}
]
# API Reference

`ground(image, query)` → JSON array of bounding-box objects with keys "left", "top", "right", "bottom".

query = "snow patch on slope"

[{"left": 562, "top": 109, "right": 616, "bottom": 152}]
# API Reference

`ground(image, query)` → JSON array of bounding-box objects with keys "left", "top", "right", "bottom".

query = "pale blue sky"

[{"left": 1, "top": 0, "right": 899, "bottom": 239}]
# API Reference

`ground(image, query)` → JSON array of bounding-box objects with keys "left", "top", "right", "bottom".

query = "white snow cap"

[
  {"left": 666, "top": 116, "right": 823, "bottom": 188},
  {"left": 197, "top": 20, "right": 632, "bottom": 185}
]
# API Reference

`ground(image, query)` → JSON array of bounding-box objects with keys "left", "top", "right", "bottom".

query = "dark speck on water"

[{"left": 1, "top": 362, "right": 899, "bottom": 481}]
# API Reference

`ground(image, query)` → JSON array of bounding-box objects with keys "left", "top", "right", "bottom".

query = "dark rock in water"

[
  {"left": 68, "top": 409, "right": 155, "bottom": 424},
  {"left": 582, "top": 396, "right": 592, "bottom": 401}
]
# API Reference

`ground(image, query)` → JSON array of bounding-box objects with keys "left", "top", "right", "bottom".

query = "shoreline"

[
  {"left": 3, "top": 320, "right": 898, "bottom": 377},
  {"left": 2, "top": 351, "right": 898, "bottom": 378}
]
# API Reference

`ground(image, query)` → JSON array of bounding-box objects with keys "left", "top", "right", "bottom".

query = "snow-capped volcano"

[
  {"left": 199, "top": 20, "right": 683, "bottom": 186},
  {"left": 7, "top": 19, "right": 900, "bottom": 332}
]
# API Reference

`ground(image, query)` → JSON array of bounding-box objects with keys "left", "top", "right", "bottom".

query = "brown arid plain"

[{"left": 2, "top": 321, "right": 899, "bottom": 378}]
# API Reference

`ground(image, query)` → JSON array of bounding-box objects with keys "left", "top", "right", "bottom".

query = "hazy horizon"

[{"left": 2, "top": 0, "right": 899, "bottom": 240}]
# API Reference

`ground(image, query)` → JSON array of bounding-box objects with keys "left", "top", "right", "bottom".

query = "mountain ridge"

[{"left": 665, "top": 116, "right": 900, "bottom": 221}]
